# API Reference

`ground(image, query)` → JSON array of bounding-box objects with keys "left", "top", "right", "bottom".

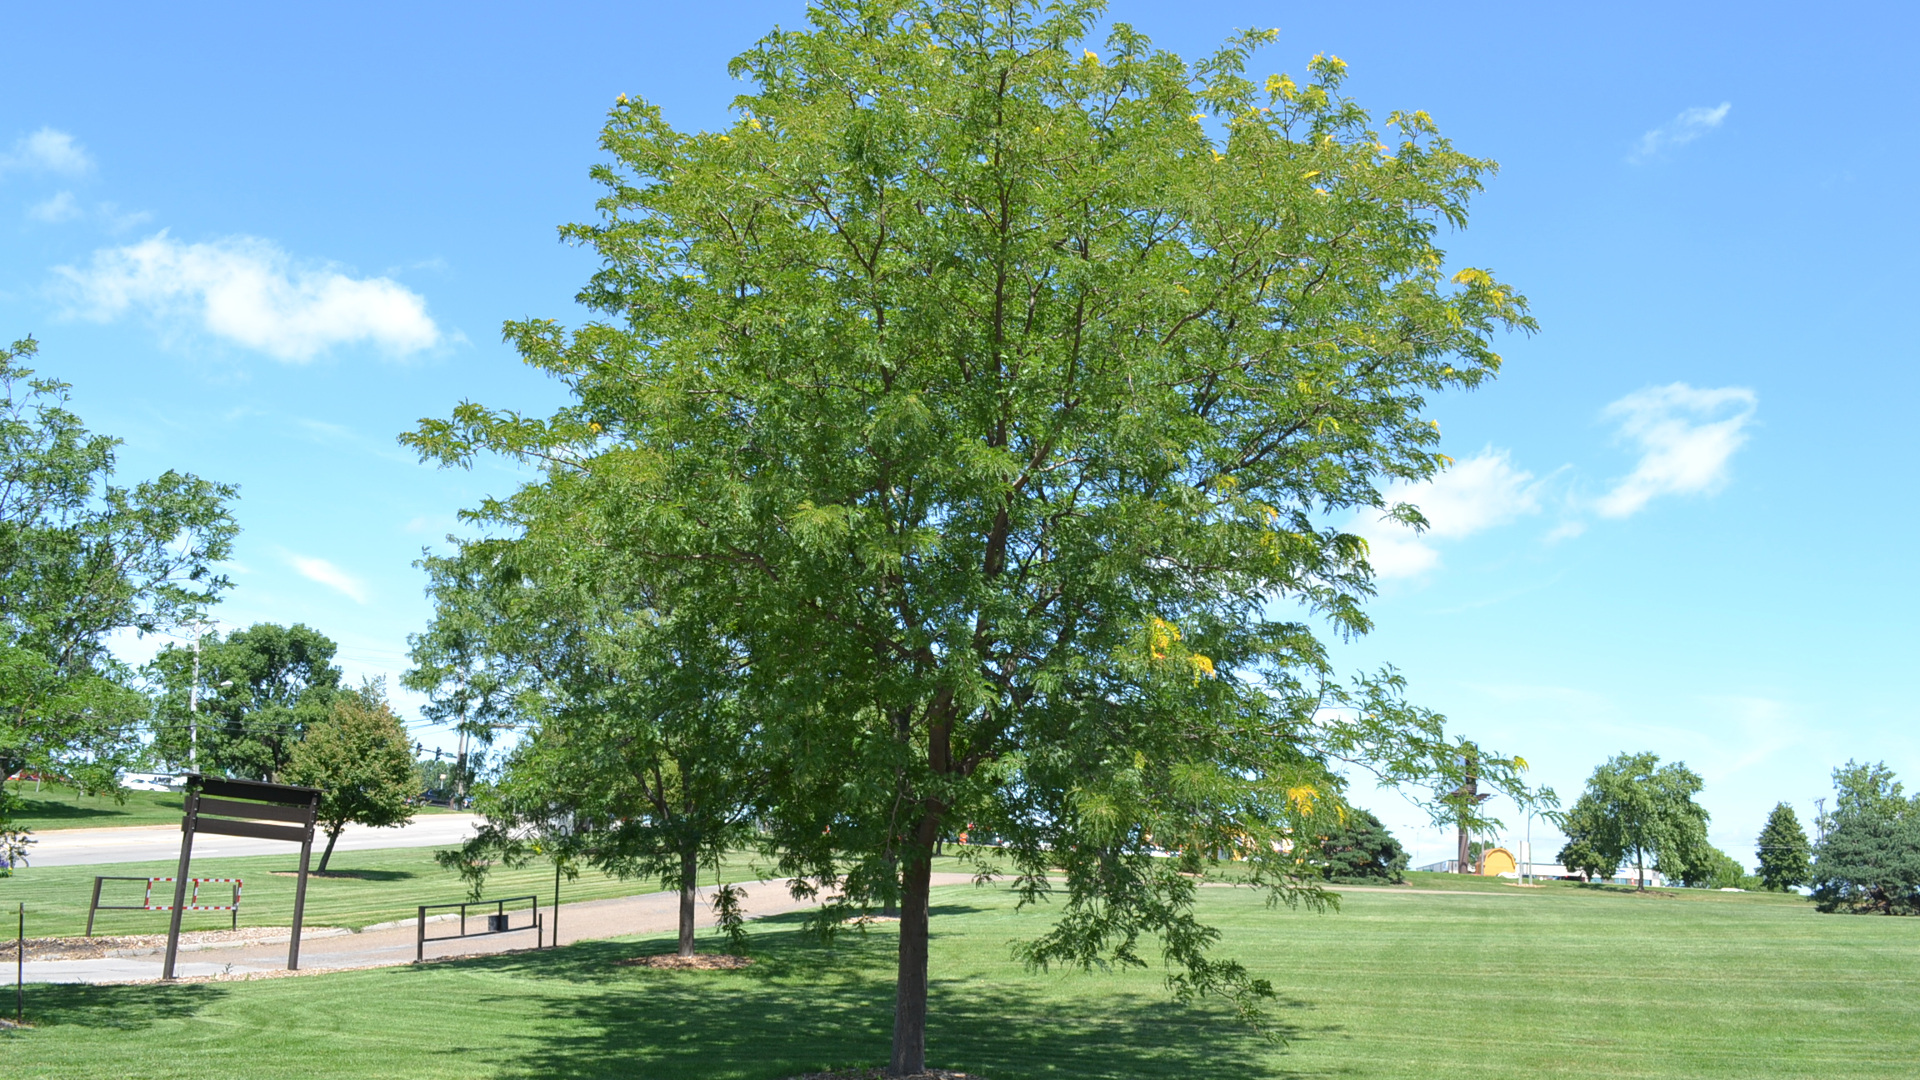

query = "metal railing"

[
  {"left": 87, "top": 875, "right": 242, "bottom": 935},
  {"left": 415, "top": 895, "right": 543, "bottom": 963}
]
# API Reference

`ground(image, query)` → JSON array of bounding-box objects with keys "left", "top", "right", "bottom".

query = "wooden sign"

[{"left": 162, "top": 774, "right": 322, "bottom": 980}]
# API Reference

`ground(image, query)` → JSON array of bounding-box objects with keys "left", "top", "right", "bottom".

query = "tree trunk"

[
  {"left": 1636, "top": 851, "right": 1646, "bottom": 892},
  {"left": 889, "top": 830, "right": 935, "bottom": 1077},
  {"left": 677, "top": 846, "right": 698, "bottom": 957},
  {"left": 882, "top": 850, "right": 900, "bottom": 919},
  {"left": 316, "top": 825, "right": 343, "bottom": 873}
]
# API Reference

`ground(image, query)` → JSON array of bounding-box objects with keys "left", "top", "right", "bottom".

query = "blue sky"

[{"left": 5, "top": 1, "right": 1914, "bottom": 868}]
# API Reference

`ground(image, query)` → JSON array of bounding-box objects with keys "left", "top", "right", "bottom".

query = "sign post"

[{"left": 161, "top": 774, "right": 321, "bottom": 980}]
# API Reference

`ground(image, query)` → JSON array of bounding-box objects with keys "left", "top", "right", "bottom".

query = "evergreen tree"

[
  {"left": 1318, "top": 809, "right": 1409, "bottom": 884},
  {"left": 1810, "top": 810, "right": 1920, "bottom": 915},
  {"left": 1756, "top": 802, "right": 1811, "bottom": 892}
]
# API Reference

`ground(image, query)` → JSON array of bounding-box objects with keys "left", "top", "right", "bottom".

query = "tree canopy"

[
  {"left": 1556, "top": 752, "right": 1709, "bottom": 890},
  {"left": 284, "top": 682, "right": 419, "bottom": 872},
  {"left": 404, "top": 2, "right": 1536, "bottom": 1071},
  {"left": 148, "top": 622, "right": 344, "bottom": 780},
  {"left": 0, "top": 335, "right": 236, "bottom": 851}
]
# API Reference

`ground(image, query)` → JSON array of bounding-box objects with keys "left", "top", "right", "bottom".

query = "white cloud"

[
  {"left": 56, "top": 232, "right": 443, "bottom": 361},
  {"left": 1, "top": 127, "right": 94, "bottom": 176},
  {"left": 97, "top": 201, "right": 153, "bottom": 233},
  {"left": 1350, "top": 448, "right": 1542, "bottom": 579},
  {"left": 1595, "top": 383, "right": 1756, "bottom": 518},
  {"left": 287, "top": 553, "right": 369, "bottom": 604},
  {"left": 28, "top": 191, "right": 81, "bottom": 223},
  {"left": 1633, "top": 102, "right": 1731, "bottom": 161}
]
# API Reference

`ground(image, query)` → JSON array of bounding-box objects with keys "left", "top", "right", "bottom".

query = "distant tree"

[
  {"left": 285, "top": 682, "right": 418, "bottom": 871},
  {"left": 415, "top": 534, "right": 766, "bottom": 958},
  {"left": 1810, "top": 810, "right": 1920, "bottom": 915},
  {"left": 1677, "top": 843, "right": 1752, "bottom": 890},
  {"left": 148, "top": 622, "right": 343, "bottom": 780},
  {"left": 0, "top": 335, "right": 236, "bottom": 843},
  {"left": 1557, "top": 753, "right": 1708, "bottom": 890},
  {"left": 1555, "top": 795, "right": 1619, "bottom": 882},
  {"left": 1826, "top": 760, "right": 1910, "bottom": 827},
  {"left": 1756, "top": 802, "right": 1811, "bottom": 892},
  {"left": 1317, "top": 809, "right": 1408, "bottom": 883}
]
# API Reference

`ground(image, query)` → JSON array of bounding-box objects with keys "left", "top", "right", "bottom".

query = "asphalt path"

[{"left": 25, "top": 813, "right": 484, "bottom": 867}]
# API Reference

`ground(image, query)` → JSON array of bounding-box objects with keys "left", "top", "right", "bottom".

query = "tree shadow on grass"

[
  {"left": 8, "top": 981, "right": 229, "bottom": 1034},
  {"left": 449, "top": 909, "right": 1313, "bottom": 1080},
  {"left": 267, "top": 868, "right": 417, "bottom": 882}
]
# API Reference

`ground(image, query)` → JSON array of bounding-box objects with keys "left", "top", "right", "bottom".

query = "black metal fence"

[{"left": 415, "top": 895, "right": 543, "bottom": 963}]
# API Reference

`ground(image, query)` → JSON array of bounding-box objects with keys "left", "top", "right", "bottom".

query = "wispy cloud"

[
  {"left": 1350, "top": 448, "right": 1543, "bottom": 579},
  {"left": 55, "top": 232, "right": 443, "bottom": 362},
  {"left": 28, "top": 191, "right": 81, "bottom": 223},
  {"left": 1595, "top": 384, "right": 1756, "bottom": 518},
  {"left": 286, "top": 553, "right": 369, "bottom": 604},
  {"left": 1632, "top": 102, "right": 1731, "bottom": 162},
  {"left": 1, "top": 127, "right": 94, "bottom": 176}
]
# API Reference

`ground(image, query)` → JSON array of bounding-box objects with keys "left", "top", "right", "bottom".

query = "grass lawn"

[
  {"left": 5, "top": 877, "right": 1916, "bottom": 1079},
  {"left": 4, "top": 781, "right": 454, "bottom": 831},
  {"left": 0, "top": 845, "right": 773, "bottom": 937}
]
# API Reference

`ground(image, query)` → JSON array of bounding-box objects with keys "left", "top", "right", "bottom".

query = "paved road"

[
  {"left": 21, "top": 873, "right": 985, "bottom": 983},
  {"left": 25, "top": 814, "right": 484, "bottom": 867}
]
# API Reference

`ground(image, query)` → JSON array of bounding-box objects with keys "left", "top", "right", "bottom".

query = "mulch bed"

[
  {"left": 618, "top": 953, "right": 754, "bottom": 970},
  {"left": 782, "top": 1071, "right": 980, "bottom": 1080}
]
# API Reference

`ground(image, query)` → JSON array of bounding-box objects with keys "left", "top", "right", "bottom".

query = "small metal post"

[
  {"left": 288, "top": 794, "right": 316, "bottom": 971},
  {"left": 86, "top": 876, "right": 105, "bottom": 937},
  {"left": 231, "top": 882, "right": 239, "bottom": 932},
  {"left": 16, "top": 902, "right": 23, "bottom": 1024},
  {"left": 553, "top": 861, "right": 561, "bottom": 948},
  {"left": 416, "top": 906, "right": 426, "bottom": 963},
  {"left": 162, "top": 791, "right": 200, "bottom": 980}
]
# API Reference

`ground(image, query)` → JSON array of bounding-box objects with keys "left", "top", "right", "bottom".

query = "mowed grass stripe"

[{"left": 4, "top": 880, "right": 1916, "bottom": 1079}]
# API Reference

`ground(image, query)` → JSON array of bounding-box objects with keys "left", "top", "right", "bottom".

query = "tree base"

[{"left": 616, "top": 953, "right": 752, "bottom": 970}]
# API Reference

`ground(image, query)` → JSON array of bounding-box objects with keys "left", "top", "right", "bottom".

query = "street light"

[{"left": 187, "top": 627, "right": 234, "bottom": 770}]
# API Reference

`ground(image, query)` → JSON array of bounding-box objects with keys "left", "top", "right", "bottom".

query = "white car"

[{"left": 121, "top": 772, "right": 178, "bottom": 792}]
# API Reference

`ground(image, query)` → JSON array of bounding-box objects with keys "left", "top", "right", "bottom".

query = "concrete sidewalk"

[{"left": 19, "top": 872, "right": 983, "bottom": 984}]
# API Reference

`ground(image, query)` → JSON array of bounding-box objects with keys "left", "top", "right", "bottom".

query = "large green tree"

[
  {"left": 1556, "top": 752, "right": 1709, "bottom": 891},
  {"left": 1756, "top": 801, "right": 1811, "bottom": 892},
  {"left": 284, "top": 682, "right": 419, "bottom": 872},
  {"left": 147, "top": 622, "right": 344, "bottom": 780},
  {"left": 406, "top": 3, "right": 1535, "bottom": 1071},
  {"left": 0, "top": 336, "right": 236, "bottom": 851}
]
